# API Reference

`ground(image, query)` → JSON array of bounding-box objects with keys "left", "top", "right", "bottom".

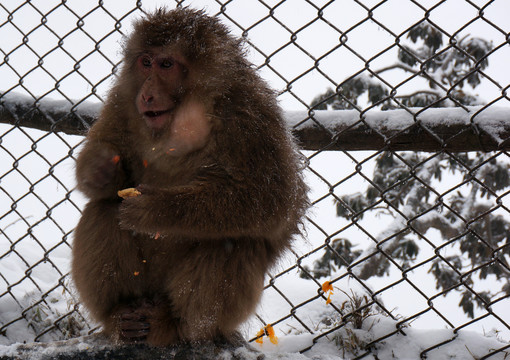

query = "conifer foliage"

[{"left": 305, "top": 23, "right": 509, "bottom": 318}]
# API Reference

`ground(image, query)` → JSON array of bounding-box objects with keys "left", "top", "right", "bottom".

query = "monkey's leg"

[
  {"left": 72, "top": 200, "right": 148, "bottom": 340},
  {"left": 167, "top": 240, "right": 267, "bottom": 343},
  {"left": 140, "top": 298, "right": 182, "bottom": 346}
]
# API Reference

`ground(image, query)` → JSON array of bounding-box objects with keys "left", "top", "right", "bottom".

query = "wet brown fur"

[{"left": 72, "top": 7, "right": 308, "bottom": 346}]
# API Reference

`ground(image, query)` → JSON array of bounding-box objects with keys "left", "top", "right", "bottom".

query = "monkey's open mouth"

[
  {"left": 143, "top": 110, "right": 171, "bottom": 130},
  {"left": 144, "top": 110, "right": 170, "bottom": 118}
]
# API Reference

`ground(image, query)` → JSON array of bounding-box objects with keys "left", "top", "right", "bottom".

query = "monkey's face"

[
  {"left": 135, "top": 51, "right": 187, "bottom": 132},
  {"left": 132, "top": 49, "right": 213, "bottom": 158}
]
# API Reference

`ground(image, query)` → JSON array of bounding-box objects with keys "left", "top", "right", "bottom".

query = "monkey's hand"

[
  {"left": 76, "top": 145, "right": 126, "bottom": 200},
  {"left": 117, "top": 185, "right": 166, "bottom": 233},
  {"left": 115, "top": 303, "right": 152, "bottom": 342}
]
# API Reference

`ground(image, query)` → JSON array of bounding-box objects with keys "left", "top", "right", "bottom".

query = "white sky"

[{"left": 1, "top": 0, "right": 509, "bottom": 108}]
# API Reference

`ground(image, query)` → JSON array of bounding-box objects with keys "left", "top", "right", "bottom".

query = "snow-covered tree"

[
  {"left": 304, "top": 23, "right": 510, "bottom": 318},
  {"left": 312, "top": 23, "right": 491, "bottom": 110}
]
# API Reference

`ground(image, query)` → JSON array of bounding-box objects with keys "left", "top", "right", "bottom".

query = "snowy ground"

[
  {"left": 0, "top": 280, "right": 509, "bottom": 359},
  {"left": 240, "top": 276, "right": 510, "bottom": 359},
  {"left": 0, "top": 264, "right": 508, "bottom": 359}
]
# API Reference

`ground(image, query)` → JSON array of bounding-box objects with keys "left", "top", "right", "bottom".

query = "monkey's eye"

[
  {"left": 140, "top": 56, "right": 152, "bottom": 68},
  {"left": 159, "top": 58, "right": 174, "bottom": 69}
]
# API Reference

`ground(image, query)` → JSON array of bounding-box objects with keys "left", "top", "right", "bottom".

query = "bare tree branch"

[{"left": 373, "top": 63, "right": 418, "bottom": 75}]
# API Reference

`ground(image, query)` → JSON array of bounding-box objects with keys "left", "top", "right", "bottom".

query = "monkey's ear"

[{"left": 163, "top": 96, "right": 215, "bottom": 156}]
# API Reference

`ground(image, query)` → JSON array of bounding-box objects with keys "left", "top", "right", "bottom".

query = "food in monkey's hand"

[{"left": 117, "top": 187, "right": 142, "bottom": 199}]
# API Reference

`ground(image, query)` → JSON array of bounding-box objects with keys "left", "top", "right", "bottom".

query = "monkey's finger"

[
  {"left": 120, "top": 312, "right": 147, "bottom": 322},
  {"left": 120, "top": 320, "right": 151, "bottom": 331},
  {"left": 120, "top": 328, "right": 150, "bottom": 340},
  {"left": 135, "top": 184, "right": 156, "bottom": 195},
  {"left": 121, "top": 329, "right": 150, "bottom": 340}
]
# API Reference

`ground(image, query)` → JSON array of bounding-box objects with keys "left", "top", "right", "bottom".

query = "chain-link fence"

[{"left": 1, "top": 0, "right": 510, "bottom": 358}]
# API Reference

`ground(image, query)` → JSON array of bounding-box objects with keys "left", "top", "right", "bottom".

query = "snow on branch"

[
  {"left": 0, "top": 92, "right": 97, "bottom": 136},
  {"left": 1, "top": 92, "right": 510, "bottom": 152},
  {"left": 290, "top": 106, "right": 510, "bottom": 152}
]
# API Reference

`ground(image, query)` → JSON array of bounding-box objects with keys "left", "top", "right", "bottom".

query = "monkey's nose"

[{"left": 142, "top": 94, "right": 154, "bottom": 104}]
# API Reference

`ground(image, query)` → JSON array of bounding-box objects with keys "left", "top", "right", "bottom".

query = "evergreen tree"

[{"left": 304, "top": 23, "right": 509, "bottom": 318}]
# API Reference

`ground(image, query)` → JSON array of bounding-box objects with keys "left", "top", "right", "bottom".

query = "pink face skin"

[
  {"left": 135, "top": 51, "right": 212, "bottom": 158},
  {"left": 135, "top": 52, "right": 188, "bottom": 131}
]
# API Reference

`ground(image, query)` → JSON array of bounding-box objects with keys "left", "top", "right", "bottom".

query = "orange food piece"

[
  {"left": 154, "top": 232, "right": 161, "bottom": 240},
  {"left": 322, "top": 281, "right": 334, "bottom": 305},
  {"left": 266, "top": 324, "right": 278, "bottom": 344},
  {"left": 266, "top": 324, "right": 275, "bottom": 337},
  {"left": 322, "top": 281, "right": 333, "bottom": 293},
  {"left": 255, "top": 329, "right": 264, "bottom": 344},
  {"left": 133, "top": 271, "right": 140, "bottom": 276},
  {"left": 117, "top": 188, "right": 141, "bottom": 199},
  {"left": 143, "top": 159, "right": 148, "bottom": 168},
  {"left": 112, "top": 155, "right": 121, "bottom": 164},
  {"left": 255, "top": 324, "right": 278, "bottom": 345}
]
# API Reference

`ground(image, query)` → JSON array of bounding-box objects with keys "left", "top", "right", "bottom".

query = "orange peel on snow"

[
  {"left": 322, "top": 281, "right": 333, "bottom": 293},
  {"left": 255, "top": 329, "right": 264, "bottom": 344},
  {"left": 255, "top": 324, "right": 278, "bottom": 345},
  {"left": 322, "top": 281, "right": 334, "bottom": 305}
]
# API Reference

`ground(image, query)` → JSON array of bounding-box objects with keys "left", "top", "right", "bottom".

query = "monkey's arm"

[
  {"left": 76, "top": 141, "right": 126, "bottom": 200},
  {"left": 118, "top": 166, "right": 289, "bottom": 239}
]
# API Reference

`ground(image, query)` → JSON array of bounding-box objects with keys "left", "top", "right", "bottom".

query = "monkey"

[{"left": 72, "top": 7, "right": 308, "bottom": 347}]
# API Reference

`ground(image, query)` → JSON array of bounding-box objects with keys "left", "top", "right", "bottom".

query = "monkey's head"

[{"left": 117, "top": 8, "right": 248, "bottom": 159}]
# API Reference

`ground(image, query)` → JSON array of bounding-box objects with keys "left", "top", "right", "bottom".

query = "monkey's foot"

[{"left": 117, "top": 307, "right": 151, "bottom": 342}]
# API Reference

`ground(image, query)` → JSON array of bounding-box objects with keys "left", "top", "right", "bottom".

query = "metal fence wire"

[{"left": 1, "top": 0, "right": 510, "bottom": 358}]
